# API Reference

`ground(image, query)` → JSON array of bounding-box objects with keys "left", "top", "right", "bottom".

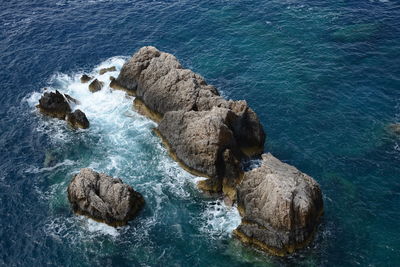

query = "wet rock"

[
  {"left": 234, "top": 153, "right": 323, "bottom": 256},
  {"left": 66, "top": 109, "right": 89, "bottom": 129},
  {"left": 99, "top": 66, "right": 116, "bottom": 75},
  {"left": 38, "top": 90, "right": 71, "bottom": 119},
  {"left": 67, "top": 168, "right": 144, "bottom": 226},
  {"left": 157, "top": 107, "right": 243, "bottom": 194},
  {"left": 80, "top": 74, "right": 92, "bottom": 83},
  {"left": 89, "top": 79, "right": 104, "bottom": 93},
  {"left": 332, "top": 23, "right": 380, "bottom": 42}
]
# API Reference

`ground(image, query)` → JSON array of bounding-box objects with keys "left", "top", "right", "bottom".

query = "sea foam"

[{"left": 27, "top": 56, "right": 241, "bottom": 241}]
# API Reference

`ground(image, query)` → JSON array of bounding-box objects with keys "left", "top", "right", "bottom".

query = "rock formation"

[
  {"left": 99, "top": 66, "right": 116, "bottom": 75},
  {"left": 66, "top": 109, "right": 90, "bottom": 129},
  {"left": 80, "top": 74, "right": 92, "bottom": 83},
  {"left": 37, "top": 90, "right": 90, "bottom": 129},
  {"left": 67, "top": 168, "right": 144, "bottom": 226},
  {"left": 116, "top": 46, "right": 265, "bottom": 198},
  {"left": 113, "top": 46, "right": 323, "bottom": 255},
  {"left": 89, "top": 79, "right": 104, "bottom": 93},
  {"left": 38, "top": 90, "right": 71, "bottom": 119},
  {"left": 234, "top": 153, "right": 323, "bottom": 256}
]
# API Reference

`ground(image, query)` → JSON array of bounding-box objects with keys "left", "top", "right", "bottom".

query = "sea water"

[{"left": 0, "top": 0, "right": 399, "bottom": 266}]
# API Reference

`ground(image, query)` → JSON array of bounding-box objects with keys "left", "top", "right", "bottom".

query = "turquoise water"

[{"left": 1, "top": 0, "right": 399, "bottom": 266}]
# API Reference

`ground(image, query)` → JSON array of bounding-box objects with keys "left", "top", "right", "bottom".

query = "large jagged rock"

[
  {"left": 67, "top": 168, "right": 144, "bottom": 226},
  {"left": 66, "top": 109, "right": 89, "bottom": 129},
  {"left": 38, "top": 90, "right": 71, "bottom": 119},
  {"left": 157, "top": 107, "right": 243, "bottom": 197},
  {"left": 116, "top": 46, "right": 265, "bottom": 153},
  {"left": 115, "top": 46, "right": 265, "bottom": 200},
  {"left": 234, "top": 153, "right": 323, "bottom": 256}
]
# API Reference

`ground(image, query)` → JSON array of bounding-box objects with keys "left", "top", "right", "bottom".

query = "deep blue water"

[{"left": 1, "top": 0, "right": 400, "bottom": 266}]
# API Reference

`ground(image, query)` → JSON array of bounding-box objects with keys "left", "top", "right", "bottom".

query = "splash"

[{"left": 26, "top": 56, "right": 241, "bottom": 240}]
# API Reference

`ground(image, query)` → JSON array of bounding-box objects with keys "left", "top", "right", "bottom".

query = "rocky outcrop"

[
  {"left": 80, "top": 74, "right": 92, "bottom": 83},
  {"left": 38, "top": 90, "right": 71, "bottom": 119},
  {"left": 116, "top": 46, "right": 265, "bottom": 198},
  {"left": 66, "top": 109, "right": 89, "bottom": 129},
  {"left": 67, "top": 168, "right": 144, "bottom": 226},
  {"left": 89, "top": 79, "right": 104, "bottom": 93},
  {"left": 99, "top": 66, "right": 116, "bottom": 75},
  {"left": 37, "top": 90, "right": 90, "bottom": 129},
  {"left": 116, "top": 46, "right": 265, "bottom": 153},
  {"left": 115, "top": 46, "right": 323, "bottom": 255},
  {"left": 234, "top": 153, "right": 323, "bottom": 256}
]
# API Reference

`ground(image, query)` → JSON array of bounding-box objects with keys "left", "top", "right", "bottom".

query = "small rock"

[
  {"left": 38, "top": 90, "right": 71, "bottom": 119},
  {"left": 66, "top": 109, "right": 89, "bottom": 129},
  {"left": 89, "top": 79, "right": 104, "bottom": 93},
  {"left": 67, "top": 168, "right": 145, "bottom": 226},
  {"left": 99, "top": 66, "right": 116, "bottom": 75},
  {"left": 80, "top": 74, "right": 92, "bottom": 83}
]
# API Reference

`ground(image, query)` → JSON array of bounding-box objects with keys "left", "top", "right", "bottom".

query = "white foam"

[
  {"left": 31, "top": 55, "right": 241, "bottom": 242},
  {"left": 200, "top": 199, "right": 241, "bottom": 238},
  {"left": 25, "top": 159, "right": 75, "bottom": 173},
  {"left": 86, "top": 217, "right": 120, "bottom": 237}
]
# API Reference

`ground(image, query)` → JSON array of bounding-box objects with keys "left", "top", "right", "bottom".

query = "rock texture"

[
  {"left": 116, "top": 46, "right": 265, "bottom": 152},
  {"left": 234, "top": 153, "right": 323, "bottom": 256},
  {"left": 67, "top": 168, "right": 144, "bottom": 226},
  {"left": 99, "top": 66, "right": 116, "bottom": 75},
  {"left": 89, "top": 79, "right": 104, "bottom": 93},
  {"left": 115, "top": 47, "right": 323, "bottom": 255},
  {"left": 37, "top": 90, "right": 90, "bottom": 129},
  {"left": 80, "top": 74, "right": 92, "bottom": 83},
  {"left": 66, "top": 109, "right": 90, "bottom": 129},
  {"left": 116, "top": 46, "right": 265, "bottom": 198},
  {"left": 38, "top": 90, "right": 71, "bottom": 119},
  {"left": 157, "top": 107, "right": 242, "bottom": 196}
]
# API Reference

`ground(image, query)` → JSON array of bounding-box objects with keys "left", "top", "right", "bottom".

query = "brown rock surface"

[
  {"left": 67, "top": 168, "right": 144, "bottom": 226},
  {"left": 234, "top": 153, "right": 323, "bottom": 255},
  {"left": 66, "top": 109, "right": 89, "bottom": 129},
  {"left": 157, "top": 107, "right": 243, "bottom": 194},
  {"left": 38, "top": 90, "right": 71, "bottom": 119},
  {"left": 89, "top": 79, "right": 104, "bottom": 93}
]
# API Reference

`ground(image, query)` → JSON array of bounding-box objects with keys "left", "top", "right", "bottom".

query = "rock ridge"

[{"left": 115, "top": 46, "right": 323, "bottom": 256}]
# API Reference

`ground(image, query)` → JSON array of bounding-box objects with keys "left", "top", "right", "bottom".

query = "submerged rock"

[
  {"left": 67, "top": 168, "right": 144, "bottom": 226},
  {"left": 388, "top": 123, "right": 400, "bottom": 136},
  {"left": 66, "top": 109, "right": 89, "bottom": 129},
  {"left": 89, "top": 79, "right": 104, "bottom": 93},
  {"left": 234, "top": 153, "right": 323, "bottom": 256},
  {"left": 38, "top": 90, "right": 71, "bottom": 119},
  {"left": 80, "top": 74, "right": 92, "bottom": 83},
  {"left": 99, "top": 66, "right": 116, "bottom": 75},
  {"left": 332, "top": 23, "right": 380, "bottom": 42}
]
